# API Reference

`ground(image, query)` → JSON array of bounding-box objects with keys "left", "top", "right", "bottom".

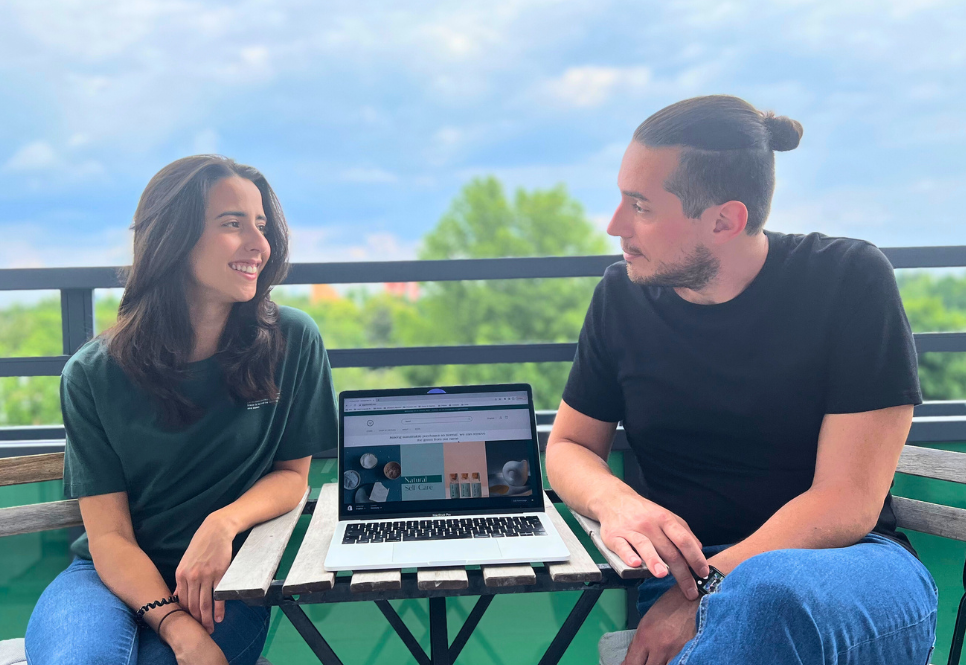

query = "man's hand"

[
  {"left": 159, "top": 610, "right": 229, "bottom": 665},
  {"left": 175, "top": 514, "right": 235, "bottom": 633},
  {"left": 598, "top": 490, "right": 708, "bottom": 600},
  {"left": 623, "top": 586, "right": 699, "bottom": 665}
]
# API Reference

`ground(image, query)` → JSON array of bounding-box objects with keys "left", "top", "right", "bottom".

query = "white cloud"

[
  {"left": 0, "top": 223, "right": 132, "bottom": 269},
  {"left": 4, "top": 141, "right": 59, "bottom": 172},
  {"left": 542, "top": 65, "right": 651, "bottom": 109}
]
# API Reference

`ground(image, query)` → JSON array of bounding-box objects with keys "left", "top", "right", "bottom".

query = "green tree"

[{"left": 397, "top": 177, "right": 610, "bottom": 408}]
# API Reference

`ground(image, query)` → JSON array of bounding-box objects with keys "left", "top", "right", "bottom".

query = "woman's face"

[{"left": 188, "top": 176, "right": 271, "bottom": 307}]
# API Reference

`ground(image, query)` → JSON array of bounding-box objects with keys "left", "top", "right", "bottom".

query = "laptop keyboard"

[{"left": 342, "top": 515, "right": 547, "bottom": 544}]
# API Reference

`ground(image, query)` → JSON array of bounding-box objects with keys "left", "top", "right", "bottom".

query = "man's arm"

[
  {"left": 622, "top": 405, "right": 914, "bottom": 665},
  {"left": 709, "top": 403, "right": 913, "bottom": 574},
  {"left": 546, "top": 400, "right": 707, "bottom": 599}
]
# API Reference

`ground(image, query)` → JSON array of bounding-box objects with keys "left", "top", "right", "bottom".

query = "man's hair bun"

[{"left": 762, "top": 112, "right": 803, "bottom": 151}]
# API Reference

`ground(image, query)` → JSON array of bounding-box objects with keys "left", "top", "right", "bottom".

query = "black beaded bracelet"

[{"left": 136, "top": 595, "right": 179, "bottom": 624}]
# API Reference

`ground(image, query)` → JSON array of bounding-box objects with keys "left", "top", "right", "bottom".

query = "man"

[{"left": 546, "top": 95, "right": 938, "bottom": 665}]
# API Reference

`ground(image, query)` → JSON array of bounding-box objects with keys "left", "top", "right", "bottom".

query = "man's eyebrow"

[
  {"left": 215, "top": 211, "right": 268, "bottom": 221},
  {"left": 621, "top": 190, "right": 650, "bottom": 202}
]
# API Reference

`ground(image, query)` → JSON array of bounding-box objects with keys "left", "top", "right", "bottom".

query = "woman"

[{"left": 24, "top": 155, "right": 337, "bottom": 665}]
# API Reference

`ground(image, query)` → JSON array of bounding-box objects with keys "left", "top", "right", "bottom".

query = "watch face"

[{"left": 695, "top": 567, "right": 725, "bottom": 596}]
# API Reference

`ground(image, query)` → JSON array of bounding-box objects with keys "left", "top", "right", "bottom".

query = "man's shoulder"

[{"left": 771, "top": 231, "right": 891, "bottom": 279}]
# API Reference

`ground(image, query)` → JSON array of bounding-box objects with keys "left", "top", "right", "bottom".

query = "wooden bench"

[
  {"left": 0, "top": 452, "right": 274, "bottom": 665},
  {"left": 3, "top": 444, "right": 966, "bottom": 664}
]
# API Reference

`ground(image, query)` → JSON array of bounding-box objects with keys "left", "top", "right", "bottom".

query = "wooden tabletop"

[{"left": 216, "top": 482, "right": 643, "bottom": 601}]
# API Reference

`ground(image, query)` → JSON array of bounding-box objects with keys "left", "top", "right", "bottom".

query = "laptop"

[{"left": 324, "top": 384, "right": 571, "bottom": 571}]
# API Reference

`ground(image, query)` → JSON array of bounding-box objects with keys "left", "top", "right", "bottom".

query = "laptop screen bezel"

[{"left": 337, "top": 383, "right": 545, "bottom": 521}]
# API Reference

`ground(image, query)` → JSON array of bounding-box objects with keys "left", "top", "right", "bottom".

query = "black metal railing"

[{"left": 3, "top": 246, "right": 966, "bottom": 454}]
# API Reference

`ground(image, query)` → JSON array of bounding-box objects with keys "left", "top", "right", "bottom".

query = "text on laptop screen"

[{"left": 341, "top": 391, "right": 540, "bottom": 516}]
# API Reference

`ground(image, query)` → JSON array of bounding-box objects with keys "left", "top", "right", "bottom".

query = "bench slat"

[
  {"left": 893, "top": 496, "right": 966, "bottom": 541},
  {"left": 214, "top": 488, "right": 309, "bottom": 601},
  {"left": 417, "top": 567, "right": 469, "bottom": 590},
  {"left": 568, "top": 509, "right": 650, "bottom": 580},
  {"left": 350, "top": 569, "right": 403, "bottom": 592},
  {"left": 0, "top": 452, "right": 64, "bottom": 487},
  {"left": 0, "top": 499, "right": 82, "bottom": 537},
  {"left": 482, "top": 564, "right": 536, "bottom": 587},
  {"left": 281, "top": 484, "right": 338, "bottom": 595},
  {"left": 897, "top": 445, "right": 966, "bottom": 484},
  {"left": 543, "top": 492, "right": 601, "bottom": 583}
]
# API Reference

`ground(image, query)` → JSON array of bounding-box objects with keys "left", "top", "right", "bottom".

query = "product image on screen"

[{"left": 341, "top": 390, "right": 538, "bottom": 515}]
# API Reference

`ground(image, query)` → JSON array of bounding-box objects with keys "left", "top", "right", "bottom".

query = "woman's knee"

[{"left": 25, "top": 559, "right": 138, "bottom": 665}]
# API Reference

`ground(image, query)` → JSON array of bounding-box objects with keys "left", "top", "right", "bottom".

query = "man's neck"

[{"left": 674, "top": 232, "right": 770, "bottom": 305}]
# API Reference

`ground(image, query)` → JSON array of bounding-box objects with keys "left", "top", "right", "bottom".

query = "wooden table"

[{"left": 214, "top": 483, "right": 650, "bottom": 665}]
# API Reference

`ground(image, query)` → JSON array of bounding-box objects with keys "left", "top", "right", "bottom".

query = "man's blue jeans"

[
  {"left": 24, "top": 558, "right": 270, "bottom": 665},
  {"left": 635, "top": 534, "right": 939, "bottom": 664}
]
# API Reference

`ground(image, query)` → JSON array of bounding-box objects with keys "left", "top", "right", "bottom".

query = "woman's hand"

[
  {"left": 160, "top": 610, "right": 229, "bottom": 665},
  {"left": 175, "top": 513, "right": 236, "bottom": 633},
  {"left": 597, "top": 490, "right": 708, "bottom": 600}
]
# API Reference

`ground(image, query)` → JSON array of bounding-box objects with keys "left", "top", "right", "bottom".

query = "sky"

[{"left": 0, "top": 0, "right": 964, "bottom": 273}]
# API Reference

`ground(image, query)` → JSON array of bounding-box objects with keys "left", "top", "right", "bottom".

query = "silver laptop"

[{"left": 324, "top": 384, "right": 570, "bottom": 571}]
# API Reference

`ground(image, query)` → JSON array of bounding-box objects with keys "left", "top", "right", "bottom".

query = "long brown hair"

[{"left": 107, "top": 155, "right": 290, "bottom": 427}]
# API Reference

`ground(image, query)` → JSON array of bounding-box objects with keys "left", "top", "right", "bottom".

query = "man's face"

[{"left": 607, "top": 142, "right": 718, "bottom": 289}]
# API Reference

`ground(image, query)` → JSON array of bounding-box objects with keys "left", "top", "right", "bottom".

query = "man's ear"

[{"left": 710, "top": 200, "right": 749, "bottom": 242}]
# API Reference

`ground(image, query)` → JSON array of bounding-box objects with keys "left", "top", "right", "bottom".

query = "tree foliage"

[{"left": 4, "top": 178, "right": 966, "bottom": 425}]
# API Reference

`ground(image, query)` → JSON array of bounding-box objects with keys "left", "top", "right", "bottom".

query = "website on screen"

[{"left": 341, "top": 391, "right": 540, "bottom": 515}]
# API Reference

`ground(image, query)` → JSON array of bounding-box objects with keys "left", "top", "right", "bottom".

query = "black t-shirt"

[{"left": 563, "top": 231, "right": 921, "bottom": 553}]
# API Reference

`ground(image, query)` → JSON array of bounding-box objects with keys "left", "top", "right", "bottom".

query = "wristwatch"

[{"left": 691, "top": 565, "right": 726, "bottom": 596}]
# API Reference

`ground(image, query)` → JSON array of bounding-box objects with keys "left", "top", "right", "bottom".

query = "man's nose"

[{"left": 606, "top": 203, "right": 628, "bottom": 237}]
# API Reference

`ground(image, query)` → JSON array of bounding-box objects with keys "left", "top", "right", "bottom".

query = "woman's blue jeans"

[
  {"left": 635, "top": 533, "right": 939, "bottom": 665},
  {"left": 24, "top": 558, "right": 270, "bottom": 665}
]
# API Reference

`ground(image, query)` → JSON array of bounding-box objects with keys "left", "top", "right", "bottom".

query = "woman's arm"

[
  {"left": 175, "top": 456, "right": 312, "bottom": 631},
  {"left": 80, "top": 493, "right": 227, "bottom": 663}
]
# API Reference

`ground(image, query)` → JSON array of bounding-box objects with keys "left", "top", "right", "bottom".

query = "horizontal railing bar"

[
  {"left": 4, "top": 330, "right": 966, "bottom": 378},
  {"left": 5, "top": 415, "right": 965, "bottom": 460},
  {"left": 327, "top": 343, "right": 576, "bottom": 368},
  {"left": 914, "top": 332, "right": 966, "bottom": 354},
  {"left": 2, "top": 246, "right": 965, "bottom": 291}
]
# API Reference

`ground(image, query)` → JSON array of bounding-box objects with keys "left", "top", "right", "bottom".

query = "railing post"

[{"left": 60, "top": 289, "right": 95, "bottom": 355}]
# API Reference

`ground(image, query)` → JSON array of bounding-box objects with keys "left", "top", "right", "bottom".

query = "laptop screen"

[{"left": 339, "top": 385, "right": 544, "bottom": 519}]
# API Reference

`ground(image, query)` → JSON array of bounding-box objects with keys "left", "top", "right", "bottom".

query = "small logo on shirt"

[{"left": 247, "top": 392, "right": 281, "bottom": 410}]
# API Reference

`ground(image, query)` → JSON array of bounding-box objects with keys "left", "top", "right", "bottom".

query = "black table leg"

[
  {"left": 537, "top": 589, "right": 604, "bottom": 665},
  {"left": 448, "top": 595, "right": 494, "bottom": 662},
  {"left": 375, "top": 600, "right": 432, "bottom": 665},
  {"left": 429, "top": 596, "right": 451, "bottom": 665},
  {"left": 279, "top": 601, "right": 344, "bottom": 665}
]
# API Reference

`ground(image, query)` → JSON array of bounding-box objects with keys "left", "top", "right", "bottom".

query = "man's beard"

[{"left": 626, "top": 244, "right": 720, "bottom": 291}]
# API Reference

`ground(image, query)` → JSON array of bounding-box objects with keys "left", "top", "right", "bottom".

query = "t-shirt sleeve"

[
  {"left": 62, "top": 365, "right": 127, "bottom": 499},
  {"left": 562, "top": 275, "right": 625, "bottom": 423},
  {"left": 825, "top": 243, "right": 922, "bottom": 414},
  {"left": 275, "top": 318, "right": 338, "bottom": 461}
]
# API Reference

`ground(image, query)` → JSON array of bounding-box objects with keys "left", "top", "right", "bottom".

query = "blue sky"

[{"left": 1, "top": 0, "right": 964, "bottom": 270}]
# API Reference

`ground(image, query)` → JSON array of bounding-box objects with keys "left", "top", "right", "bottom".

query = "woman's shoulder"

[
  {"left": 277, "top": 305, "right": 322, "bottom": 342},
  {"left": 62, "top": 337, "right": 115, "bottom": 388}
]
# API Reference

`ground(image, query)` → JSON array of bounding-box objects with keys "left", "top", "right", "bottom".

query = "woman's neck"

[{"left": 187, "top": 295, "right": 232, "bottom": 362}]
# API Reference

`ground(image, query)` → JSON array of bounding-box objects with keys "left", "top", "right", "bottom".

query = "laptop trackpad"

[{"left": 392, "top": 540, "right": 501, "bottom": 566}]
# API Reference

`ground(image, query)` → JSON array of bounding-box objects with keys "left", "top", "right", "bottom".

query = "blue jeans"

[
  {"left": 635, "top": 534, "right": 938, "bottom": 664},
  {"left": 24, "top": 558, "right": 270, "bottom": 665}
]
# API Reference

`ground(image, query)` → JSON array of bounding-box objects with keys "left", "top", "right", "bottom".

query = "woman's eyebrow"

[{"left": 215, "top": 210, "right": 268, "bottom": 221}]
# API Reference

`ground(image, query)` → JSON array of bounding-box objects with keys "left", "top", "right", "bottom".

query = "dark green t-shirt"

[{"left": 62, "top": 306, "right": 337, "bottom": 589}]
